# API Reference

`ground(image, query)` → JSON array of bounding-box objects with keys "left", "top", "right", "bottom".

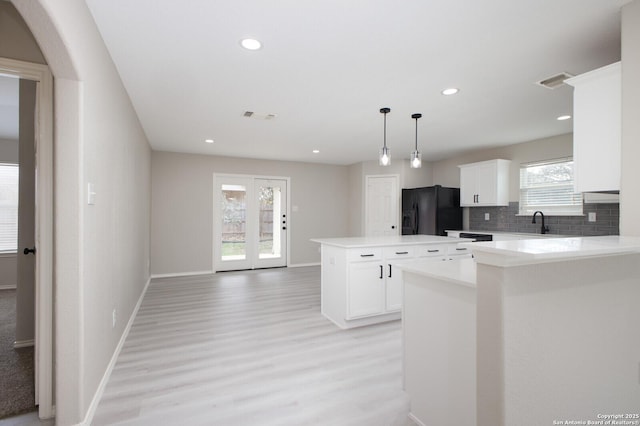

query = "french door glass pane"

[
  {"left": 221, "top": 184, "right": 247, "bottom": 261},
  {"left": 258, "top": 184, "right": 282, "bottom": 259}
]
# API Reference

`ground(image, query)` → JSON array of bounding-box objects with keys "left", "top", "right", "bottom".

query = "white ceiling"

[
  {"left": 0, "top": 75, "right": 19, "bottom": 141},
  {"left": 85, "top": 0, "right": 626, "bottom": 165}
]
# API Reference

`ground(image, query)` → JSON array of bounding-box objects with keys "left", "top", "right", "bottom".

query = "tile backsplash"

[{"left": 468, "top": 202, "right": 619, "bottom": 236}]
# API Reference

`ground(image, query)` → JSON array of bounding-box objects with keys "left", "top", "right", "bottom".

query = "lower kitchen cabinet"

[
  {"left": 348, "top": 260, "right": 385, "bottom": 318},
  {"left": 317, "top": 239, "right": 461, "bottom": 329}
]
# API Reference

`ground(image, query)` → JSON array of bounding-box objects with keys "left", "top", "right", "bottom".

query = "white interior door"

[
  {"left": 365, "top": 175, "right": 399, "bottom": 237},
  {"left": 214, "top": 175, "right": 288, "bottom": 271}
]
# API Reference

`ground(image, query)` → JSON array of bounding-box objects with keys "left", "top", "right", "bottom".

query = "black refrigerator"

[{"left": 401, "top": 185, "right": 462, "bottom": 236}]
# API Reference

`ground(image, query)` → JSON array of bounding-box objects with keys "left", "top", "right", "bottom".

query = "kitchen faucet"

[{"left": 532, "top": 211, "right": 549, "bottom": 234}]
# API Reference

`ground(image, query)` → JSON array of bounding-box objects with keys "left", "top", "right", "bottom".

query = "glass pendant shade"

[
  {"left": 410, "top": 151, "right": 421, "bottom": 168},
  {"left": 379, "top": 146, "right": 391, "bottom": 166}
]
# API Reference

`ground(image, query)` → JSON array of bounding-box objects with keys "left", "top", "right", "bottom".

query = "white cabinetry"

[
  {"left": 346, "top": 248, "right": 385, "bottom": 318},
  {"left": 565, "top": 62, "right": 621, "bottom": 192},
  {"left": 348, "top": 261, "right": 385, "bottom": 317},
  {"left": 384, "top": 247, "right": 416, "bottom": 312},
  {"left": 458, "top": 159, "right": 510, "bottom": 207},
  {"left": 346, "top": 246, "right": 416, "bottom": 320},
  {"left": 319, "top": 241, "right": 459, "bottom": 329}
]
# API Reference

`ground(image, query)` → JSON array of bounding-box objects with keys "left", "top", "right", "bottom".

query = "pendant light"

[
  {"left": 410, "top": 113, "right": 422, "bottom": 169},
  {"left": 379, "top": 107, "right": 391, "bottom": 166}
]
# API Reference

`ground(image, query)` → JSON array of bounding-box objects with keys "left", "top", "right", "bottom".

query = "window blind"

[
  {"left": 519, "top": 158, "right": 583, "bottom": 215},
  {"left": 0, "top": 163, "right": 19, "bottom": 252}
]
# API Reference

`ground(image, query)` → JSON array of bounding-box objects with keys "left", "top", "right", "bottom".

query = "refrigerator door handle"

[{"left": 414, "top": 205, "right": 419, "bottom": 234}]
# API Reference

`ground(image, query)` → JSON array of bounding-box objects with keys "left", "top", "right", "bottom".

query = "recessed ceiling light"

[
  {"left": 441, "top": 88, "right": 459, "bottom": 96},
  {"left": 312, "top": 149, "right": 320, "bottom": 154},
  {"left": 240, "top": 38, "right": 262, "bottom": 50},
  {"left": 557, "top": 115, "right": 571, "bottom": 121},
  {"left": 205, "top": 139, "right": 214, "bottom": 144}
]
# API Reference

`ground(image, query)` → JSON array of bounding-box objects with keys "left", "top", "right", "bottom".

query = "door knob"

[{"left": 23, "top": 247, "right": 36, "bottom": 255}]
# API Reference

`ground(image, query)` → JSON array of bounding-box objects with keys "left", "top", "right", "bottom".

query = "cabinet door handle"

[
  {"left": 388, "top": 264, "right": 392, "bottom": 278},
  {"left": 379, "top": 265, "right": 383, "bottom": 279},
  {"left": 456, "top": 247, "right": 468, "bottom": 251},
  {"left": 360, "top": 254, "right": 375, "bottom": 257},
  {"left": 427, "top": 249, "right": 439, "bottom": 253},
  {"left": 395, "top": 251, "right": 408, "bottom": 255}
]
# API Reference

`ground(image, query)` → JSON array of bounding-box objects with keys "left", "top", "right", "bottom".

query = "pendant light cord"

[
  {"left": 383, "top": 111, "right": 387, "bottom": 149},
  {"left": 412, "top": 113, "right": 422, "bottom": 151}
]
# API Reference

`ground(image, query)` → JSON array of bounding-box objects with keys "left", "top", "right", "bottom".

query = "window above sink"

[{"left": 519, "top": 158, "right": 583, "bottom": 216}]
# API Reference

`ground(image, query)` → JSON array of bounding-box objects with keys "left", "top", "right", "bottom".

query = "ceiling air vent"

[
  {"left": 242, "top": 111, "right": 277, "bottom": 120},
  {"left": 536, "top": 72, "right": 574, "bottom": 89}
]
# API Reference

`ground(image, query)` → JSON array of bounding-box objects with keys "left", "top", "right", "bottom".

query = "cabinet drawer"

[
  {"left": 448, "top": 244, "right": 470, "bottom": 255},
  {"left": 383, "top": 246, "right": 415, "bottom": 259},
  {"left": 347, "top": 248, "right": 383, "bottom": 262},
  {"left": 416, "top": 245, "right": 447, "bottom": 257}
]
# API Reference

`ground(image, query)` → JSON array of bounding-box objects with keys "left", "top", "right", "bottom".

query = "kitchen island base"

[{"left": 312, "top": 235, "right": 466, "bottom": 329}]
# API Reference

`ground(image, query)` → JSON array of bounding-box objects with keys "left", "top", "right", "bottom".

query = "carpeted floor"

[{"left": 0, "top": 290, "right": 35, "bottom": 419}]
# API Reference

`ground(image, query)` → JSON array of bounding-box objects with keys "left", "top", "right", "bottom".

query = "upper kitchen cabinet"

[
  {"left": 565, "top": 62, "right": 621, "bottom": 192},
  {"left": 458, "top": 159, "right": 510, "bottom": 207}
]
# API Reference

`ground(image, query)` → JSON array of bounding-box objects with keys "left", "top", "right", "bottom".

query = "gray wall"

[
  {"left": 11, "top": 1, "right": 152, "bottom": 424},
  {"left": 621, "top": 0, "right": 640, "bottom": 236},
  {"left": 1, "top": 2, "right": 43, "bottom": 345},
  {"left": 346, "top": 159, "right": 433, "bottom": 237},
  {"left": 0, "top": 2, "right": 45, "bottom": 64},
  {"left": 151, "top": 151, "right": 349, "bottom": 275},
  {"left": 0, "top": 138, "right": 19, "bottom": 162},
  {"left": 431, "top": 133, "right": 573, "bottom": 201},
  {"left": 429, "top": 133, "right": 619, "bottom": 235}
]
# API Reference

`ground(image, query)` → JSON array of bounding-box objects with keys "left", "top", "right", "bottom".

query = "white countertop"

[
  {"left": 466, "top": 235, "right": 640, "bottom": 267},
  {"left": 310, "top": 235, "right": 459, "bottom": 248},
  {"left": 396, "top": 257, "right": 477, "bottom": 288}
]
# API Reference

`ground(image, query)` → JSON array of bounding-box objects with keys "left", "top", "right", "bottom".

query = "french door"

[{"left": 214, "top": 175, "right": 288, "bottom": 271}]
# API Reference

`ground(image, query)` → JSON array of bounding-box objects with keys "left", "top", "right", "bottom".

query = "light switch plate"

[
  {"left": 87, "top": 183, "right": 96, "bottom": 205},
  {"left": 588, "top": 212, "right": 596, "bottom": 222},
  {"left": 485, "top": 213, "right": 490, "bottom": 221}
]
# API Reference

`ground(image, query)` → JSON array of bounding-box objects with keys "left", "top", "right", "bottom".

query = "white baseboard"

[
  {"left": 408, "top": 413, "right": 426, "bottom": 426},
  {"left": 79, "top": 276, "right": 151, "bottom": 426},
  {"left": 150, "top": 270, "right": 214, "bottom": 279},
  {"left": 288, "top": 262, "right": 320, "bottom": 268},
  {"left": 13, "top": 339, "right": 34, "bottom": 348}
]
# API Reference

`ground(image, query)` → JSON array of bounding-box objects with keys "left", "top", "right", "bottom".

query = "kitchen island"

[
  {"left": 310, "top": 235, "right": 466, "bottom": 329},
  {"left": 398, "top": 236, "right": 640, "bottom": 426}
]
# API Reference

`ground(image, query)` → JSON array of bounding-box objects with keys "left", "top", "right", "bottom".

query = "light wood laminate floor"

[{"left": 92, "top": 266, "right": 413, "bottom": 426}]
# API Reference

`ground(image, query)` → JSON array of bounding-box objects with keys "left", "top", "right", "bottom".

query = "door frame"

[
  {"left": 364, "top": 174, "right": 400, "bottom": 237},
  {"left": 212, "top": 173, "right": 291, "bottom": 272},
  {"left": 0, "top": 57, "right": 54, "bottom": 419}
]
